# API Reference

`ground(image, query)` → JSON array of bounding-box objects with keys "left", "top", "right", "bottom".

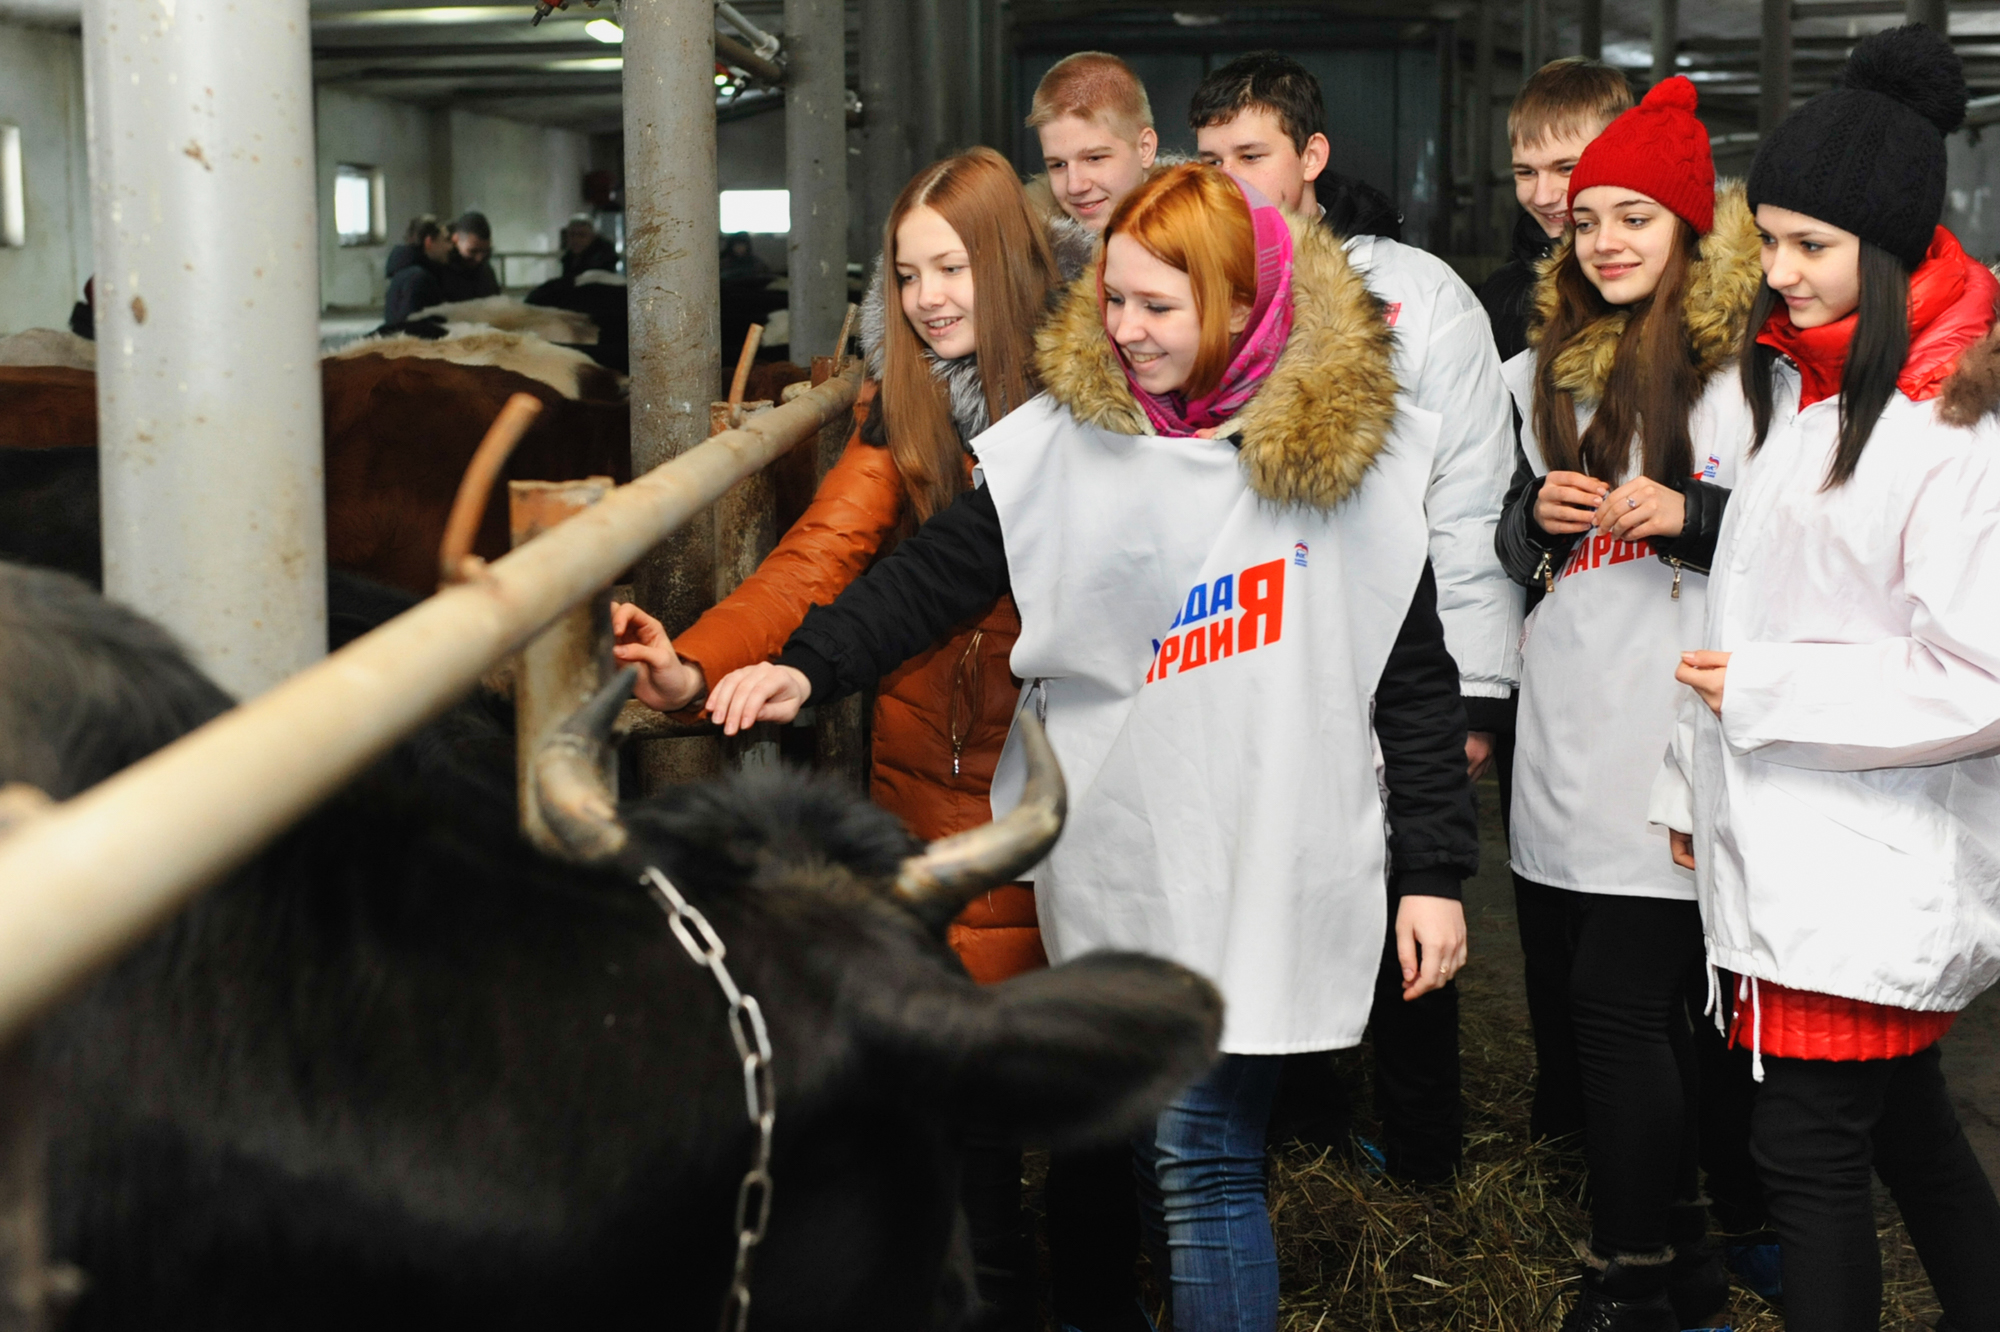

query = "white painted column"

[{"left": 83, "top": 0, "right": 327, "bottom": 700}]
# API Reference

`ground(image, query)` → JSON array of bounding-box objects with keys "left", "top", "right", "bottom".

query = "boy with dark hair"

[
  {"left": 1192, "top": 50, "right": 1522, "bottom": 1187},
  {"left": 440, "top": 210, "right": 501, "bottom": 301},
  {"left": 1479, "top": 57, "right": 1633, "bottom": 360}
]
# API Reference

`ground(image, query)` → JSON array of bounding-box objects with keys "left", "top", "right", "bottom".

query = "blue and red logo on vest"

[{"left": 1145, "top": 556, "right": 1288, "bottom": 685}]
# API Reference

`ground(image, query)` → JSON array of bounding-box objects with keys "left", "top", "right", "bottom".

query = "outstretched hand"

[
  {"left": 704, "top": 662, "right": 812, "bottom": 736},
  {"left": 612, "top": 602, "right": 706, "bottom": 713},
  {"left": 1396, "top": 895, "right": 1468, "bottom": 1001}
]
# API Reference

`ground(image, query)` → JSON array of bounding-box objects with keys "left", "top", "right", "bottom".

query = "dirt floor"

[
  {"left": 1253, "top": 776, "right": 1966, "bottom": 1330},
  {"left": 1031, "top": 776, "right": 1980, "bottom": 1330}
]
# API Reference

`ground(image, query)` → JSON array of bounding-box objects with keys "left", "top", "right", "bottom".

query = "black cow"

[{"left": 0, "top": 563, "right": 1221, "bottom": 1331}]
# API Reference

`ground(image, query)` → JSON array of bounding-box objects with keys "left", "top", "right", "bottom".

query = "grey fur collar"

[{"left": 857, "top": 213, "right": 1096, "bottom": 445}]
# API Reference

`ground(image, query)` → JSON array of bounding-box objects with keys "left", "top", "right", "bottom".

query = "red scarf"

[{"left": 1755, "top": 227, "right": 1997, "bottom": 408}]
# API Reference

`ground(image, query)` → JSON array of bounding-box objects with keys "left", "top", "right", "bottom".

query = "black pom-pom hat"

[{"left": 1747, "top": 24, "right": 1968, "bottom": 269}]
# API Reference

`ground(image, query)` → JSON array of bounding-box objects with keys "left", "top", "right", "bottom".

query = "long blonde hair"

[{"left": 877, "top": 148, "right": 1060, "bottom": 522}]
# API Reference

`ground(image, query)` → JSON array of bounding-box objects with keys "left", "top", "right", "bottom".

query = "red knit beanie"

[{"left": 1567, "top": 76, "right": 1716, "bottom": 235}]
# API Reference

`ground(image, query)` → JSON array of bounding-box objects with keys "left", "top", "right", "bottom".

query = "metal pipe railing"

[{"left": 0, "top": 368, "right": 860, "bottom": 1046}]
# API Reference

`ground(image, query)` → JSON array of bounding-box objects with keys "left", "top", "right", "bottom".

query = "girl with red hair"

[{"left": 704, "top": 163, "right": 1477, "bottom": 1329}]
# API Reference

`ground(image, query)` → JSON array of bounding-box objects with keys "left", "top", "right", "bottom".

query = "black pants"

[
  {"left": 1558, "top": 887, "right": 1706, "bottom": 1256},
  {"left": 1046, "top": 1144, "right": 1144, "bottom": 1329},
  {"left": 1368, "top": 922, "right": 1462, "bottom": 1182},
  {"left": 1514, "top": 872, "right": 1587, "bottom": 1142},
  {"left": 959, "top": 1135, "right": 1035, "bottom": 1331},
  {"left": 1751, "top": 1046, "right": 2000, "bottom": 1332}
]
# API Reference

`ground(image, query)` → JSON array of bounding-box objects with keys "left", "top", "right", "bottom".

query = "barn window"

[
  {"left": 0, "top": 125, "right": 23, "bottom": 249},
  {"left": 333, "top": 163, "right": 386, "bottom": 246},
  {"left": 719, "top": 189, "right": 789, "bottom": 234}
]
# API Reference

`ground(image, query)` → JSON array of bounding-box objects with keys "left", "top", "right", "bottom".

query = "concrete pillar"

[
  {"left": 83, "top": 0, "right": 326, "bottom": 700},
  {"left": 622, "top": 0, "right": 719, "bottom": 638},
  {"left": 786, "top": 0, "right": 850, "bottom": 364},
  {"left": 1760, "top": 0, "right": 1792, "bottom": 137},
  {"left": 1651, "top": 0, "right": 1679, "bottom": 86},
  {"left": 981, "top": 0, "right": 1011, "bottom": 154},
  {"left": 1579, "top": 0, "right": 1603, "bottom": 60},
  {"left": 1472, "top": 0, "right": 1496, "bottom": 253},
  {"left": 1522, "top": 0, "right": 1547, "bottom": 78},
  {"left": 428, "top": 108, "right": 455, "bottom": 220},
  {"left": 915, "top": 0, "right": 948, "bottom": 161},
  {"left": 1907, "top": 0, "right": 1949, "bottom": 31},
  {"left": 859, "top": 0, "right": 914, "bottom": 245}
]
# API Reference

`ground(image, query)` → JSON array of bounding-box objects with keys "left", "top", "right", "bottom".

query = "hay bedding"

[
  {"left": 1026, "top": 782, "right": 1947, "bottom": 1330},
  {"left": 1261, "top": 997, "right": 1943, "bottom": 1331}
]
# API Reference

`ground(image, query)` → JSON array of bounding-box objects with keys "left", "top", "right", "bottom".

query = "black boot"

[
  {"left": 1559, "top": 1247, "right": 1679, "bottom": 1332},
  {"left": 1665, "top": 1202, "right": 1730, "bottom": 1327}
]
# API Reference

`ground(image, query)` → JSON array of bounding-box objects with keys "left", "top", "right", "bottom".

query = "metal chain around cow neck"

[{"left": 642, "top": 866, "right": 775, "bottom": 1332}]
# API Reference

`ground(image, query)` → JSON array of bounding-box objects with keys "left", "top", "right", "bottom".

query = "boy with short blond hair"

[
  {"left": 1025, "top": 52, "right": 1159, "bottom": 233},
  {"left": 1481, "top": 57, "right": 1633, "bottom": 359}
]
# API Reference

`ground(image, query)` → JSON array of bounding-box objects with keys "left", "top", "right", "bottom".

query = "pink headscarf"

[{"left": 1105, "top": 175, "right": 1296, "bottom": 439}]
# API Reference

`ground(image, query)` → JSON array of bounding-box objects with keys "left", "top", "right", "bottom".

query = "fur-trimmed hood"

[
  {"left": 857, "top": 214, "right": 1095, "bottom": 444},
  {"left": 1527, "top": 180, "right": 1763, "bottom": 404},
  {"left": 1033, "top": 213, "right": 1400, "bottom": 511}
]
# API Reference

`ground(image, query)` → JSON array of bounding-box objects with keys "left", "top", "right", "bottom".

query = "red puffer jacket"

[{"left": 671, "top": 383, "right": 1045, "bottom": 984}]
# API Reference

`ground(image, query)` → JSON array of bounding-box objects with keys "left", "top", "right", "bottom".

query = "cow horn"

[
  {"left": 530, "top": 665, "right": 636, "bottom": 863},
  {"left": 893, "top": 702, "right": 1066, "bottom": 933}
]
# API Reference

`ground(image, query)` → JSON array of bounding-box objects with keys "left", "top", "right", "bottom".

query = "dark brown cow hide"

[{"left": 0, "top": 358, "right": 631, "bottom": 597}]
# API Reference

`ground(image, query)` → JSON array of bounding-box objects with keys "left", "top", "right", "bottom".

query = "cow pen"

[{"left": 0, "top": 367, "right": 859, "bottom": 1327}]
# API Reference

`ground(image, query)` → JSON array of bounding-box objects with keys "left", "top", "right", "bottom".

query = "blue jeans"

[{"left": 1132, "top": 1053, "right": 1283, "bottom": 1332}]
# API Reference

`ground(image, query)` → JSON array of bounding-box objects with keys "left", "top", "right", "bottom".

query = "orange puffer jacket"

[{"left": 672, "top": 383, "right": 1045, "bottom": 984}]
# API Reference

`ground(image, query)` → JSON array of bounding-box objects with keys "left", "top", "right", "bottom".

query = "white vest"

[
  {"left": 1503, "top": 351, "right": 1751, "bottom": 900},
  {"left": 978, "top": 394, "right": 1438, "bottom": 1054}
]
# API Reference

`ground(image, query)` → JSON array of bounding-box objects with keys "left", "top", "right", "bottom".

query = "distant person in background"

[
  {"left": 68, "top": 276, "right": 94, "bottom": 340},
  {"left": 384, "top": 213, "right": 442, "bottom": 283},
  {"left": 1025, "top": 51, "right": 1161, "bottom": 233},
  {"left": 382, "top": 216, "right": 455, "bottom": 325},
  {"left": 1477, "top": 59, "right": 1632, "bottom": 361},
  {"left": 440, "top": 211, "right": 501, "bottom": 301},
  {"left": 719, "top": 231, "right": 773, "bottom": 285},
  {"left": 560, "top": 214, "right": 619, "bottom": 279}
]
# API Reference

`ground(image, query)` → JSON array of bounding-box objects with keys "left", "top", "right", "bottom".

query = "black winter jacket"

[
  {"left": 1476, "top": 212, "right": 1558, "bottom": 364},
  {"left": 779, "top": 483, "right": 1481, "bottom": 900},
  {"left": 1494, "top": 441, "right": 1733, "bottom": 598}
]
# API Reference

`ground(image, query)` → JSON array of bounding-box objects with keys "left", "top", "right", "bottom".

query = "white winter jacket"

[
  {"left": 1343, "top": 235, "right": 1523, "bottom": 708},
  {"left": 1651, "top": 359, "right": 2000, "bottom": 1012}
]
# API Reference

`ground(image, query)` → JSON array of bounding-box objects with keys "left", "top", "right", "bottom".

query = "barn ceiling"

[{"left": 4, "top": 0, "right": 1999, "bottom": 139}]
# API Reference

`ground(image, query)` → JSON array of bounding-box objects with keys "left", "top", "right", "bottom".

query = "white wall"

[
  {"left": 315, "top": 88, "right": 436, "bottom": 311},
  {"left": 447, "top": 109, "right": 590, "bottom": 289},
  {"left": 0, "top": 18, "right": 90, "bottom": 334},
  {"left": 314, "top": 92, "right": 591, "bottom": 311}
]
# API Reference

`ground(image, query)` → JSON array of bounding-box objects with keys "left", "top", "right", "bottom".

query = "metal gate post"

[
  {"left": 785, "top": 0, "right": 851, "bottom": 366},
  {"left": 83, "top": 0, "right": 327, "bottom": 699},
  {"left": 624, "top": 0, "right": 722, "bottom": 789},
  {"left": 510, "top": 479, "right": 617, "bottom": 856}
]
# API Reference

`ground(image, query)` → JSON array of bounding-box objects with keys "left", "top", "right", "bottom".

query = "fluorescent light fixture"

[
  {"left": 719, "top": 189, "right": 789, "bottom": 234},
  {"left": 584, "top": 17, "right": 622, "bottom": 41},
  {"left": 0, "top": 126, "right": 22, "bottom": 249},
  {"left": 546, "top": 56, "right": 622, "bottom": 70}
]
